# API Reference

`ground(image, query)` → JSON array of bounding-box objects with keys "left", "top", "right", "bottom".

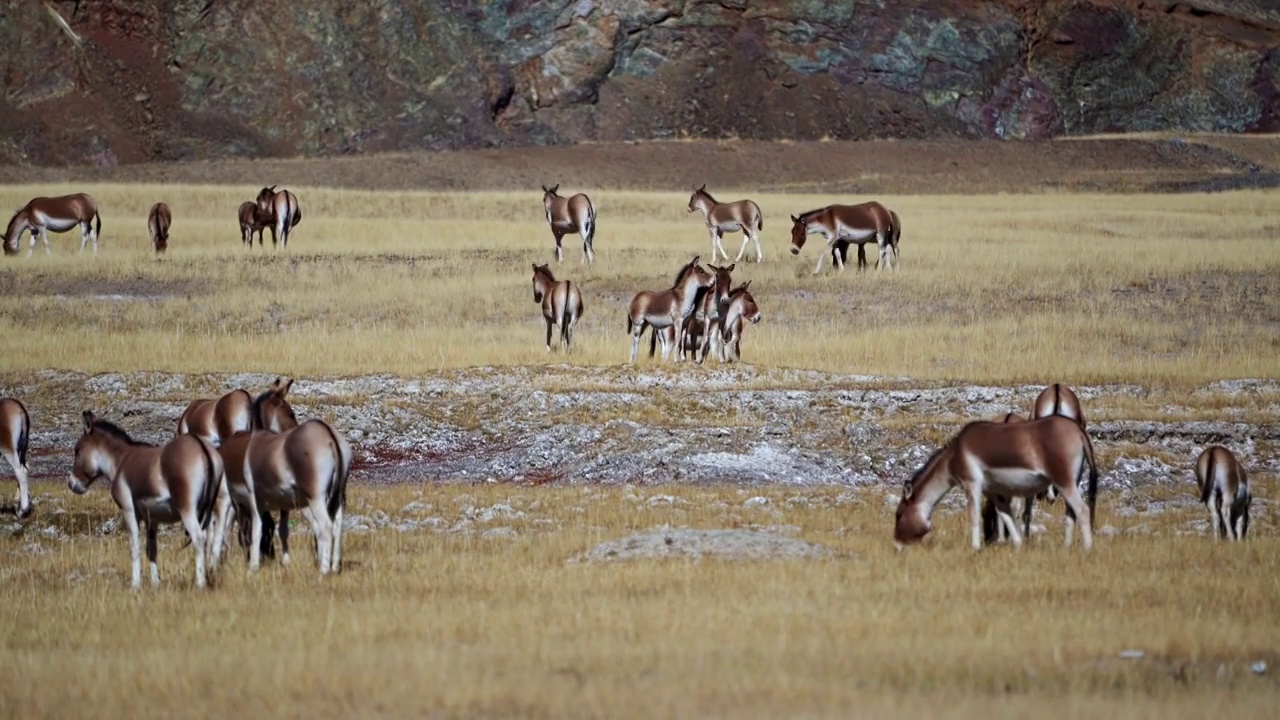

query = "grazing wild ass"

[
  {"left": 238, "top": 201, "right": 269, "bottom": 247},
  {"left": 70, "top": 412, "right": 225, "bottom": 589},
  {"left": 687, "top": 185, "right": 764, "bottom": 263},
  {"left": 789, "top": 202, "right": 900, "bottom": 274},
  {"left": 4, "top": 193, "right": 102, "bottom": 256},
  {"left": 256, "top": 186, "right": 302, "bottom": 248},
  {"left": 627, "top": 256, "right": 713, "bottom": 363},
  {"left": 542, "top": 184, "right": 596, "bottom": 265},
  {"left": 147, "top": 202, "right": 171, "bottom": 254},
  {"left": 1195, "top": 445, "right": 1250, "bottom": 541},
  {"left": 719, "top": 280, "right": 761, "bottom": 363},
  {"left": 531, "top": 263, "right": 584, "bottom": 353},
  {"left": 894, "top": 415, "right": 1098, "bottom": 552},
  {"left": 0, "top": 398, "right": 31, "bottom": 518}
]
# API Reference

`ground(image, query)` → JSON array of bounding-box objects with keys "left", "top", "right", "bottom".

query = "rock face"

[{"left": 2, "top": 0, "right": 1278, "bottom": 166}]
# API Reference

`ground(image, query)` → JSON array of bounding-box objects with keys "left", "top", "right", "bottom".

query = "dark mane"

[
  {"left": 793, "top": 207, "right": 827, "bottom": 223},
  {"left": 672, "top": 257, "right": 700, "bottom": 286},
  {"left": 694, "top": 186, "right": 717, "bottom": 204},
  {"left": 251, "top": 390, "right": 273, "bottom": 430},
  {"left": 728, "top": 281, "right": 752, "bottom": 299},
  {"left": 92, "top": 419, "right": 155, "bottom": 447},
  {"left": 905, "top": 441, "right": 951, "bottom": 494},
  {"left": 532, "top": 264, "right": 556, "bottom": 282}
]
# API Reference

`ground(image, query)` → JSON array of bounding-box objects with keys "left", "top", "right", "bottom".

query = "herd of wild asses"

[{"left": 1, "top": 185, "right": 1259, "bottom": 589}]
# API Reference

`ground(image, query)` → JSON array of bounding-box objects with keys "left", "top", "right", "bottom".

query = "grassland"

[
  {"left": 3, "top": 484, "right": 1278, "bottom": 718},
  {"left": 0, "top": 183, "right": 1277, "bottom": 385}
]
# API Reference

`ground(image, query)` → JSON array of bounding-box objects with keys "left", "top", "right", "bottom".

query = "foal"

[
  {"left": 627, "top": 256, "right": 713, "bottom": 363},
  {"left": 895, "top": 416, "right": 1098, "bottom": 551},
  {"left": 147, "top": 202, "right": 171, "bottom": 254},
  {"left": 542, "top": 184, "right": 596, "bottom": 265},
  {"left": 0, "top": 398, "right": 31, "bottom": 518},
  {"left": 70, "top": 412, "right": 224, "bottom": 589},
  {"left": 687, "top": 185, "right": 764, "bottom": 263},
  {"left": 719, "top": 280, "right": 761, "bottom": 363},
  {"left": 238, "top": 201, "right": 268, "bottom": 246},
  {"left": 531, "top": 263, "right": 585, "bottom": 353},
  {"left": 689, "top": 262, "right": 734, "bottom": 363},
  {"left": 1195, "top": 445, "right": 1250, "bottom": 541}
]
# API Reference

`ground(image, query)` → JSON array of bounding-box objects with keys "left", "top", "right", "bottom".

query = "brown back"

[{"left": 1032, "top": 383, "right": 1086, "bottom": 430}]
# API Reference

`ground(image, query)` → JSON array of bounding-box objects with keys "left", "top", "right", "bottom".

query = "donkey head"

[
  {"left": 253, "top": 377, "right": 298, "bottom": 433},
  {"left": 687, "top": 184, "right": 709, "bottom": 213},
  {"left": 531, "top": 263, "right": 553, "bottom": 303},
  {"left": 69, "top": 410, "right": 118, "bottom": 495},
  {"left": 256, "top": 185, "right": 278, "bottom": 213},
  {"left": 789, "top": 214, "right": 809, "bottom": 254},
  {"left": 707, "top": 263, "right": 735, "bottom": 307}
]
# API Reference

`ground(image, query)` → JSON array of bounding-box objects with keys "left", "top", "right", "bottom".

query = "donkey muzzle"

[{"left": 66, "top": 474, "right": 87, "bottom": 495}]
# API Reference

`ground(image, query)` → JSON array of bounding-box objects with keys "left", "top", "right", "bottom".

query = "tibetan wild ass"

[
  {"left": 719, "top": 280, "right": 761, "bottom": 363},
  {"left": 1195, "top": 445, "right": 1250, "bottom": 541},
  {"left": 238, "top": 201, "right": 269, "bottom": 247},
  {"left": 531, "top": 263, "right": 584, "bottom": 353},
  {"left": 542, "top": 184, "right": 596, "bottom": 265},
  {"left": 256, "top": 186, "right": 302, "bottom": 248},
  {"left": 895, "top": 416, "right": 1098, "bottom": 552},
  {"left": 148, "top": 202, "right": 172, "bottom": 254},
  {"left": 687, "top": 185, "right": 764, "bottom": 263},
  {"left": 789, "top": 202, "right": 899, "bottom": 274},
  {"left": 627, "top": 256, "right": 713, "bottom": 363},
  {"left": 0, "top": 398, "right": 31, "bottom": 518},
  {"left": 4, "top": 193, "right": 102, "bottom": 256},
  {"left": 70, "top": 412, "right": 225, "bottom": 589}
]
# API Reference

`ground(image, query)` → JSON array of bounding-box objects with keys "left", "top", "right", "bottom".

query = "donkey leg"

[
  {"left": 629, "top": 322, "right": 644, "bottom": 364},
  {"left": 180, "top": 509, "right": 209, "bottom": 588},
  {"left": 306, "top": 499, "right": 334, "bottom": 575},
  {"left": 40, "top": 228, "right": 52, "bottom": 255},
  {"left": 146, "top": 522, "right": 161, "bottom": 587},
  {"left": 733, "top": 234, "right": 751, "bottom": 263},
  {"left": 1206, "top": 499, "right": 1222, "bottom": 540},
  {"left": 4, "top": 450, "right": 30, "bottom": 518},
  {"left": 1059, "top": 484, "right": 1093, "bottom": 551},
  {"left": 121, "top": 508, "right": 143, "bottom": 589},
  {"left": 248, "top": 499, "right": 264, "bottom": 571},
  {"left": 545, "top": 317, "right": 555, "bottom": 353},
  {"left": 966, "top": 482, "right": 985, "bottom": 551},
  {"left": 753, "top": 229, "right": 764, "bottom": 263},
  {"left": 554, "top": 234, "right": 564, "bottom": 264},
  {"left": 209, "top": 481, "right": 233, "bottom": 573},
  {"left": 330, "top": 503, "right": 344, "bottom": 573},
  {"left": 278, "top": 509, "right": 292, "bottom": 567}
]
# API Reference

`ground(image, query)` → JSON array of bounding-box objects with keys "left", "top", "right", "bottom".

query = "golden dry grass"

[
  {"left": 2, "top": 484, "right": 1278, "bottom": 718},
  {"left": 0, "top": 183, "right": 1277, "bottom": 385}
]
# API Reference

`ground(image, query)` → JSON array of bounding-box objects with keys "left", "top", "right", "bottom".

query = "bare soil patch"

[{"left": 4, "top": 136, "right": 1279, "bottom": 194}]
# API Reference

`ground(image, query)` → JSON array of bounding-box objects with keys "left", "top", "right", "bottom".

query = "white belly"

[
  {"left": 984, "top": 467, "right": 1048, "bottom": 496},
  {"left": 135, "top": 496, "right": 180, "bottom": 524},
  {"left": 257, "top": 482, "right": 304, "bottom": 510},
  {"left": 34, "top": 212, "right": 78, "bottom": 232},
  {"left": 839, "top": 227, "right": 877, "bottom": 241}
]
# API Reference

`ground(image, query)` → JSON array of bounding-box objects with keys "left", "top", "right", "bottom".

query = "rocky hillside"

[{"left": 2, "top": 0, "right": 1278, "bottom": 166}]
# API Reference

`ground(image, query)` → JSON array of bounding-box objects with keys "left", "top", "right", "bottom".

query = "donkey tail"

[
  {"left": 560, "top": 281, "right": 572, "bottom": 343},
  {"left": 889, "top": 210, "right": 901, "bottom": 252},
  {"left": 755, "top": 202, "right": 763, "bottom": 232},
  {"left": 1083, "top": 431, "right": 1099, "bottom": 520},
  {"left": 1199, "top": 448, "right": 1216, "bottom": 506},
  {"left": 317, "top": 420, "right": 352, "bottom": 521},
  {"left": 15, "top": 399, "right": 29, "bottom": 468},
  {"left": 195, "top": 438, "right": 223, "bottom": 532},
  {"left": 94, "top": 211, "right": 102, "bottom": 240},
  {"left": 292, "top": 205, "right": 303, "bottom": 228}
]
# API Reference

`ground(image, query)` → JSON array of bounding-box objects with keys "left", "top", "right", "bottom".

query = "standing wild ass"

[
  {"left": 542, "top": 184, "right": 596, "bottom": 265},
  {"left": 4, "top": 193, "right": 102, "bottom": 256},
  {"left": 70, "top": 412, "right": 225, "bottom": 589},
  {"left": 238, "top": 201, "right": 268, "bottom": 247},
  {"left": 627, "top": 256, "right": 713, "bottom": 363},
  {"left": 148, "top": 202, "right": 172, "bottom": 254},
  {"left": 687, "top": 185, "right": 764, "bottom": 263},
  {"left": 1194, "top": 445, "right": 1250, "bottom": 541},
  {"left": 0, "top": 398, "right": 31, "bottom": 518},
  {"left": 256, "top": 186, "right": 302, "bottom": 248},
  {"left": 719, "top": 280, "right": 761, "bottom": 363},
  {"left": 894, "top": 416, "right": 1098, "bottom": 552},
  {"left": 531, "top": 263, "right": 584, "bottom": 353},
  {"left": 789, "top": 202, "right": 900, "bottom": 274}
]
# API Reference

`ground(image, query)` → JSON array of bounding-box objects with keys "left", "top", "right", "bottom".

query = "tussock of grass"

[
  {"left": 2, "top": 485, "right": 1278, "bottom": 717},
  {"left": 0, "top": 185, "right": 1276, "bottom": 384}
]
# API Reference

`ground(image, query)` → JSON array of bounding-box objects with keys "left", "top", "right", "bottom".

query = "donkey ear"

[
  {"left": 691, "top": 255, "right": 700, "bottom": 264},
  {"left": 698, "top": 184, "right": 706, "bottom": 191},
  {"left": 790, "top": 214, "right": 799, "bottom": 223},
  {"left": 741, "top": 279, "right": 751, "bottom": 291},
  {"left": 725, "top": 263, "right": 735, "bottom": 272},
  {"left": 269, "top": 184, "right": 277, "bottom": 192},
  {"left": 549, "top": 184, "right": 559, "bottom": 193},
  {"left": 82, "top": 410, "right": 95, "bottom": 432},
  {"left": 283, "top": 378, "right": 293, "bottom": 395},
  {"left": 541, "top": 185, "right": 548, "bottom": 193}
]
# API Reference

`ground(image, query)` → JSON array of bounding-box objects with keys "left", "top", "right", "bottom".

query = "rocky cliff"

[{"left": 2, "top": 0, "right": 1278, "bottom": 166}]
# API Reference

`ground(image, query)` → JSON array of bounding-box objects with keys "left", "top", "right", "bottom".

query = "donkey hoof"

[{"left": 17, "top": 505, "right": 32, "bottom": 519}]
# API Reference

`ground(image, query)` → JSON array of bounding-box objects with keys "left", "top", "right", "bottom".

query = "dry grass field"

[
  {"left": 2, "top": 139, "right": 1279, "bottom": 718},
  {"left": 3, "top": 484, "right": 1279, "bottom": 719},
  {"left": 0, "top": 182, "right": 1277, "bottom": 385}
]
